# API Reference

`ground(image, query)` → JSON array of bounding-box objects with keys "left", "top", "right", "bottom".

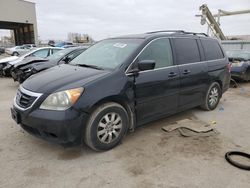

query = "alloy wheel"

[
  {"left": 208, "top": 87, "right": 219, "bottom": 107},
  {"left": 97, "top": 112, "right": 122, "bottom": 144}
]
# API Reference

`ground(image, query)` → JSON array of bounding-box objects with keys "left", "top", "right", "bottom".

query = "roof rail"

[
  {"left": 146, "top": 30, "right": 208, "bottom": 37},
  {"left": 146, "top": 30, "right": 185, "bottom": 34},
  {"left": 183, "top": 31, "right": 208, "bottom": 37}
]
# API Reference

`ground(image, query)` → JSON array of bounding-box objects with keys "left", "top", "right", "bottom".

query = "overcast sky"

[{"left": 1, "top": 0, "right": 250, "bottom": 40}]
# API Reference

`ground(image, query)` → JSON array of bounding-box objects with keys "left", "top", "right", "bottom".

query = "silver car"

[{"left": 5, "top": 44, "right": 36, "bottom": 56}]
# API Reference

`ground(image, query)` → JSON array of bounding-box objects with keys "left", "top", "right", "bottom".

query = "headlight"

[
  {"left": 40, "top": 87, "right": 84, "bottom": 110},
  {"left": 24, "top": 68, "right": 32, "bottom": 73}
]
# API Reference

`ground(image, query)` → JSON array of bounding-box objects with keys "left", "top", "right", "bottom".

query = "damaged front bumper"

[{"left": 12, "top": 69, "right": 33, "bottom": 83}]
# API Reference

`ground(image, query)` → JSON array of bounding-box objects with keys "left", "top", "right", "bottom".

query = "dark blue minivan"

[{"left": 11, "top": 31, "right": 231, "bottom": 151}]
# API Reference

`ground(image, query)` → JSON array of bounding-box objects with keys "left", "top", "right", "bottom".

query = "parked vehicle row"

[
  {"left": 226, "top": 50, "right": 250, "bottom": 81},
  {"left": 1, "top": 42, "right": 79, "bottom": 58},
  {"left": 0, "top": 47, "right": 62, "bottom": 77},
  {"left": 5, "top": 44, "right": 36, "bottom": 56},
  {"left": 48, "top": 40, "right": 74, "bottom": 48},
  {"left": 11, "top": 47, "right": 87, "bottom": 83},
  {"left": 10, "top": 30, "right": 231, "bottom": 151}
]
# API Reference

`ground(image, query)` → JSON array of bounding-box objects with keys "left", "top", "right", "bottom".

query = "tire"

[
  {"left": 201, "top": 82, "right": 221, "bottom": 111},
  {"left": 84, "top": 102, "right": 129, "bottom": 151},
  {"left": 12, "top": 52, "right": 19, "bottom": 56},
  {"left": 225, "top": 151, "right": 250, "bottom": 170}
]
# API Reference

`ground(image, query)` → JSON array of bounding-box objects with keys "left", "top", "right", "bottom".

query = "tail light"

[{"left": 227, "top": 63, "right": 232, "bottom": 73}]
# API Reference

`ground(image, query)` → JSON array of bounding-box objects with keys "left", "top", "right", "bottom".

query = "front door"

[{"left": 133, "top": 38, "right": 180, "bottom": 125}]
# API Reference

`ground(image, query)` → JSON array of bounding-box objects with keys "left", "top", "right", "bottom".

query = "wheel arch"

[
  {"left": 214, "top": 80, "right": 223, "bottom": 97},
  {"left": 88, "top": 95, "right": 136, "bottom": 131}
]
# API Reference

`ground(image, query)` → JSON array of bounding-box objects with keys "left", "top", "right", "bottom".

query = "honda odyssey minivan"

[{"left": 11, "top": 30, "right": 231, "bottom": 151}]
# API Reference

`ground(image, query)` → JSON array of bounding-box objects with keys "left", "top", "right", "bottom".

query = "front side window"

[
  {"left": 70, "top": 39, "right": 143, "bottom": 69},
  {"left": 31, "top": 49, "right": 50, "bottom": 58},
  {"left": 52, "top": 49, "right": 62, "bottom": 54},
  {"left": 138, "top": 38, "right": 173, "bottom": 69},
  {"left": 47, "top": 48, "right": 74, "bottom": 62},
  {"left": 173, "top": 38, "right": 201, "bottom": 64},
  {"left": 67, "top": 50, "right": 84, "bottom": 61}
]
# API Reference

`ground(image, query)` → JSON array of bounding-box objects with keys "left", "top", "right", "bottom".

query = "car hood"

[
  {"left": 22, "top": 64, "right": 111, "bottom": 93},
  {"left": 14, "top": 57, "right": 47, "bottom": 68},
  {"left": 8, "top": 57, "right": 26, "bottom": 65},
  {"left": 0, "top": 56, "right": 19, "bottom": 64}
]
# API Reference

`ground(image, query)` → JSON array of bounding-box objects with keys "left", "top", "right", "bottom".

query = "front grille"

[{"left": 16, "top": 89, "right": 37, "bottom": 109}]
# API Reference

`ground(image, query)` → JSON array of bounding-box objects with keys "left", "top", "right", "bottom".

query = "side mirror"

[
  {"left": 138, "top": 60, "right": 155, "bottom": 71},
  {"left": 62, "top": 56, "right": 70, "bottom": 64}
]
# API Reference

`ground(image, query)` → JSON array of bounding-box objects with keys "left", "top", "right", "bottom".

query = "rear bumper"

[
  {"left": 231, "top": 71, "right": 250, "bottom": 81},
  {"left": 5, "top": 51, "right": 12, "bottom": 55},
  {"left": 231, "top": 65, "right": 250, "bottom": 81},
  {"left": 11, "top": 106, "right": 89, "bottom": 146}
]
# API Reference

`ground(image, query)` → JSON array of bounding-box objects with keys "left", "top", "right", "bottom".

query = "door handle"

[
  {"left": 168, "top": 72, "right": 178, "bottom": 78},
  {"left": 182, "top": 70, "right": 191, "bottom": 75}
]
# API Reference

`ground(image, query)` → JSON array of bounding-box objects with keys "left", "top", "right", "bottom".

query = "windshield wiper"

[{"left": 73, "top": 64, "right": 104, "bottom": 70}]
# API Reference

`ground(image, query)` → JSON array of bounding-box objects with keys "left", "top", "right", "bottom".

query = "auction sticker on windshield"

[{"left": 113, "top": 43, "right": 127, "bottom": 48}]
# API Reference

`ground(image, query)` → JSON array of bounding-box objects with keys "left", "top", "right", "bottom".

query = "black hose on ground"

[
  {"left": 225, "top": 151, "right": 250, "bottom": 170},
  {"left": 230, "top": 78, "right": 238, "bottom": 88}
]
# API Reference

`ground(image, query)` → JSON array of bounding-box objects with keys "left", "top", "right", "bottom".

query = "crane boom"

[
  {"left": 214, "top": 9, "right": 250, "bottom": 17},
  {"left": 199, "top": 4, "right": 226, "bottom": 40}
]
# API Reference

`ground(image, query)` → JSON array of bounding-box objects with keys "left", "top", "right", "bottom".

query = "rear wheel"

[
  {"left": 201, "top": 82, "right": 221, "bottom": 111},
  {"left": 12, "top": 52, "right": 19, "bottom": 56},
  {"left": 84, "top": 102, "right": 129, "bottom": 151}
]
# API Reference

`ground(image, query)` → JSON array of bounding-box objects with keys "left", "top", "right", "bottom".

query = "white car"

[
  {"left": 5, "top": 44, "right": 36, "bottom": 56},
  {"left": 0, "top": 47, "right": 62, "bottom": 76}
]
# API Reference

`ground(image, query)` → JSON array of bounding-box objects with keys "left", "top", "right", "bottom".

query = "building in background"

[
  {"left": 0, "top": 0, "right": 38, "bottom": 45},
  {"left": 227, "top": 35, "right": 250, "bottom": 40},
  {"left": 67, "top": 32, "right": 94, "bottom": 43}
]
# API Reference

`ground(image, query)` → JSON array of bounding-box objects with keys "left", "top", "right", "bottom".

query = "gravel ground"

[{"left": 0, "top": 77, "right": 250, "bottom": 188}]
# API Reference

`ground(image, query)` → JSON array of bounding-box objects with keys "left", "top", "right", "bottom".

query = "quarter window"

[
  {"left": 173, "top": 38, "right": 201, "bottom": 64},
  {"left": 138, "top": 38, "right": 173, "bottom": 69},
  {"left": 201, "top": 39, "right": 224, "bottom": 60}
]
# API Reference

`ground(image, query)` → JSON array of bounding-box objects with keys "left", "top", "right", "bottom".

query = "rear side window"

[
  {"left": 173, "top": 38, "right": 200, "bottom": 64},
  {"left": 201, "top": 39, "right": 224, "bottom": 61},
  {"left": 138, "top": 38, "right": 173, "bottom": 69}
]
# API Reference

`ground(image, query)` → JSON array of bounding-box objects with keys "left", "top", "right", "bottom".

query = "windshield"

[
  {"left": 47, "top": 48, "right": 76, "bottom": 61},
  {"left": 226, "top": 51, "right": 250, "bottom": 61},
  {"left": 70, "top": 39, "right": 143, "bottom": 69}
]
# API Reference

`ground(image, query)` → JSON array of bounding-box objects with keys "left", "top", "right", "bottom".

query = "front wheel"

[
  {"left": 84, "top": 102, "right": 129, "bottom": 151},
  {"left": 201, "top": 82, "right": 221, "bottom": 111}
]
